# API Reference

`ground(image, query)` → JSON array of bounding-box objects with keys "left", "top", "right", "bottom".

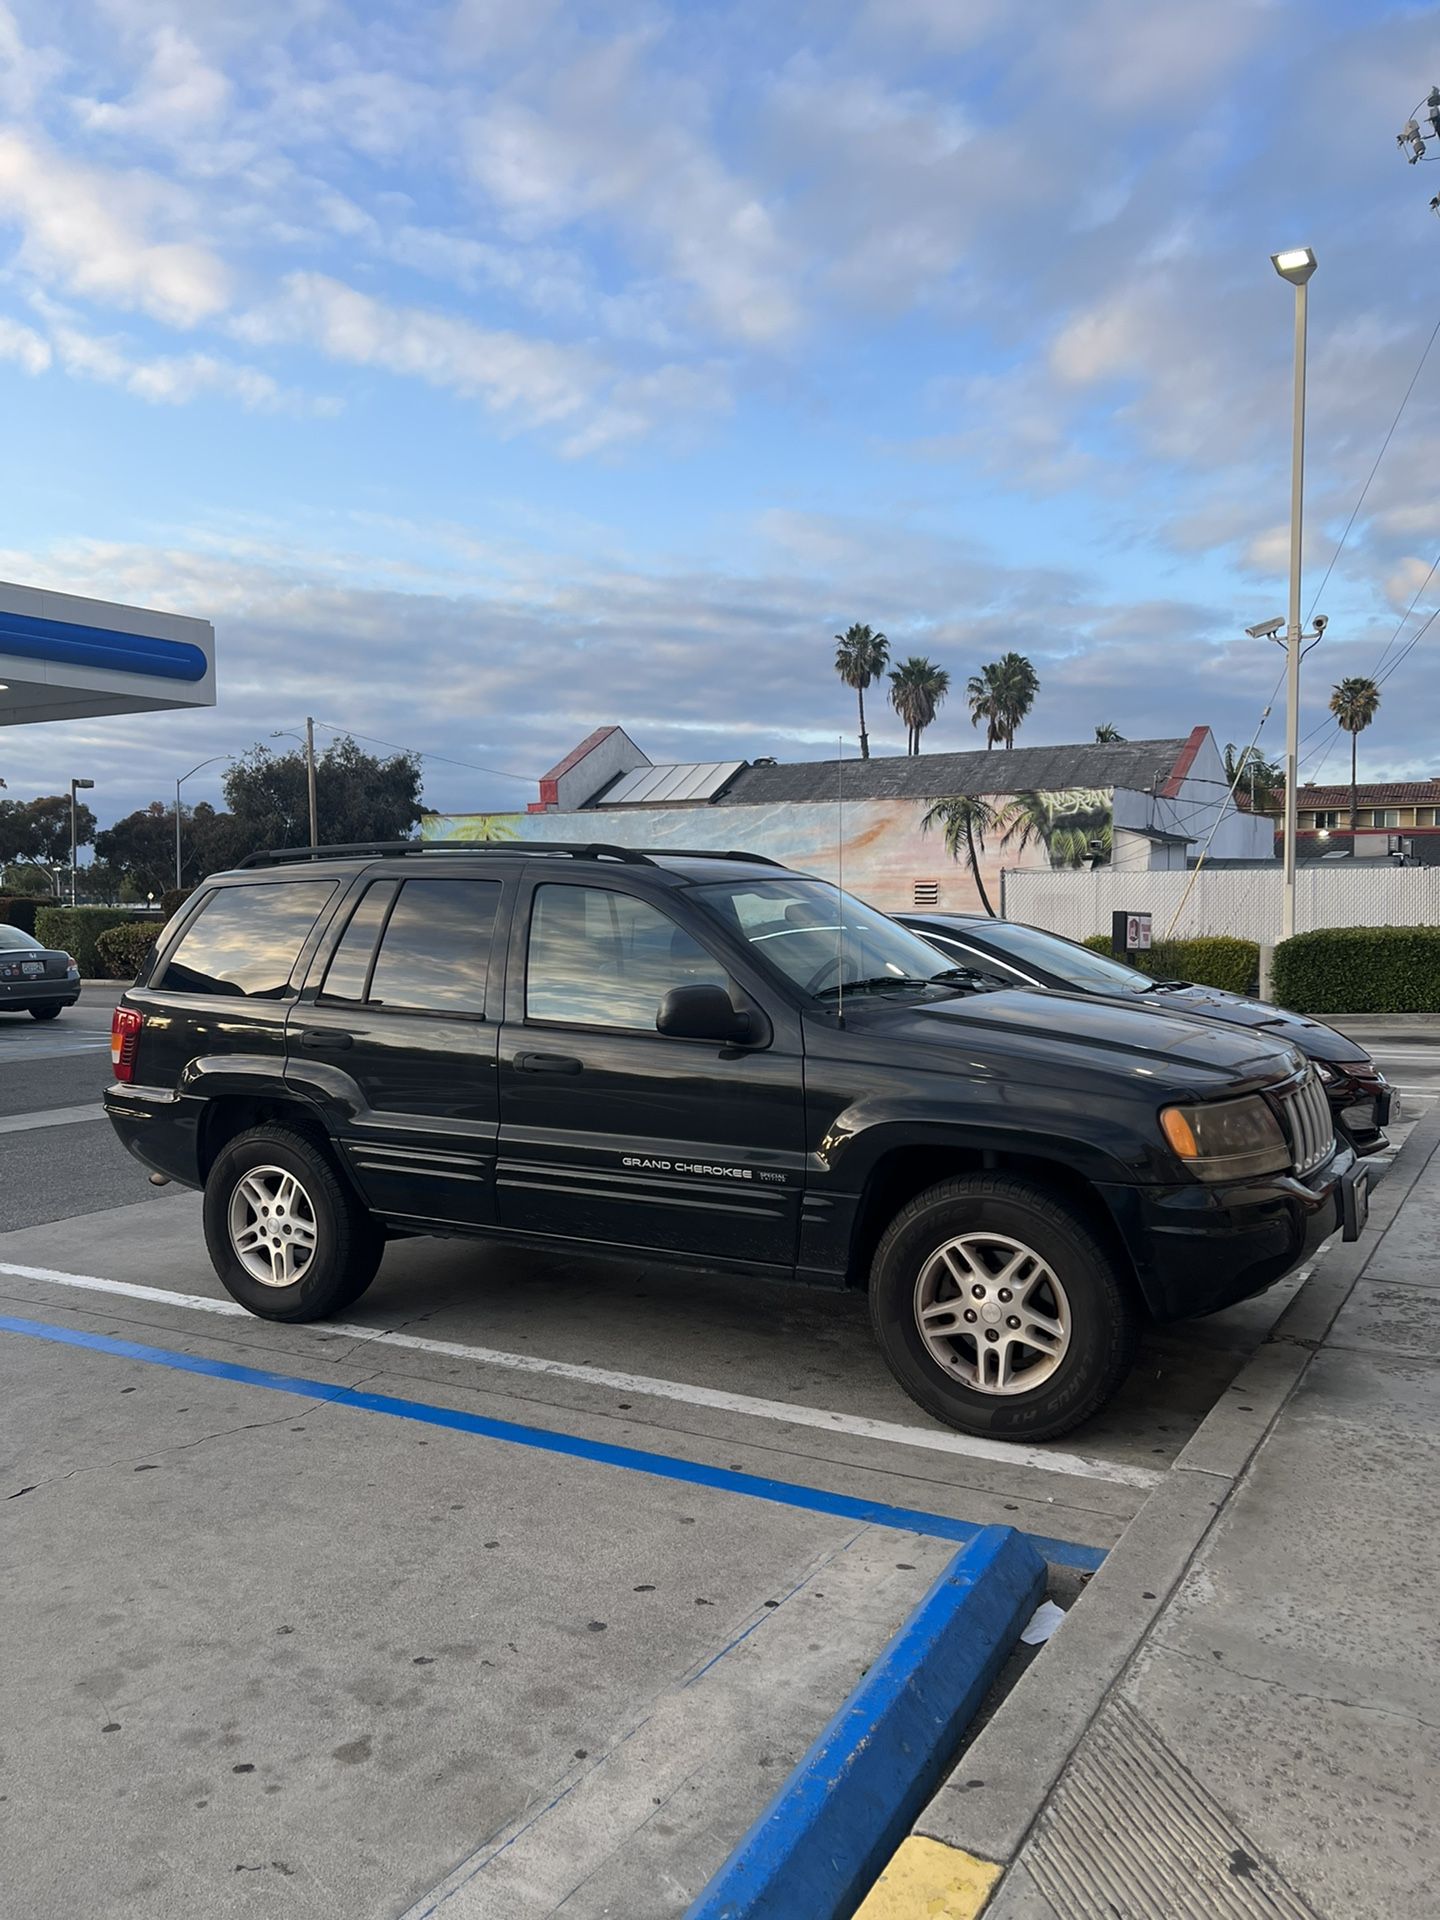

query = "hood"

[
  {"left": 1101, "top": 985, "right": 1368, "bottom": 1065},
  {"left": 836, "top": 986, "right": 1303, "bottom": 1085}
]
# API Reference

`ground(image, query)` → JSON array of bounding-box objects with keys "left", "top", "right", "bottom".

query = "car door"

[
  {"left": 287, "top": 870, "right": 509, "bottom": 1228},
  {"left": 495, "top": 875, "right": 807, "bottom": 1267}
]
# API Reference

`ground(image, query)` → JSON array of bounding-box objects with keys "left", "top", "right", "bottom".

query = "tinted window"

[
  {"left": 526, "top": 884, "right": 730, "bottom": 1030},
  {"left": 159, "top": 883, "right": 335, "bottom": 998},
  {"left": 0, "top": 925, "right": 42, "bottom": 951},
  {"left": 319, "top": 881, "right": 398, "bottom": 1003},
  {"left": 694, "top": 877, "right": 956, "bottom": 1000},
  {"left": 366, "top": 879, "right": 500, "bottom": 1014},
  {"left": 963, "top": 921, "right": 1154, "bottom": 993}
]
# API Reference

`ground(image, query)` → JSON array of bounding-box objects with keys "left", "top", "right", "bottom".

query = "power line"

[
  {"left": 1305, "top": 308, "right": 1440, "bottom": 621},
  {"left": 310, "top": 719, "right": 537, "bottom": 786}
]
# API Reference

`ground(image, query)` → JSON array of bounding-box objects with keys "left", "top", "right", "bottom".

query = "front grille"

[{"left": 1281, "top": 1069, "right": 1334, "bottom": 1175}]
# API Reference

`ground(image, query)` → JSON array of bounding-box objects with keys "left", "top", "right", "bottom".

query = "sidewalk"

[{"left": 907, "top": 1106, "right": 1440, "bottom": 1920}]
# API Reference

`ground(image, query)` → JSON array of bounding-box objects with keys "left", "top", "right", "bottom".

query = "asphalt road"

[{"left": 2, "top": 989, "right": 1437, "bottom": 1917}]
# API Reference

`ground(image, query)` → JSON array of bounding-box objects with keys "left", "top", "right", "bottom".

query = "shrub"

[
  {"left": 34, "top": 906, "right": 147, "bottom": 976},
  {"left": 94, "top": 922, "right": 160, "bottom": 981},
  {"left": 1081, "top": 932, "right": 1259, "bottom": 995},
  {"left": 0, "top": 896, "right": 39, "bottom": 936},
  {"left": 160, "top": 886, "right": 194, "bottom": 920},
  {"left": 1272, "top": 925, "right": 1440, "bottom": 1015}
]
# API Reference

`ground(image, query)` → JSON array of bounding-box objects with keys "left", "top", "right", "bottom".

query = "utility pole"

[
  {"left": 1271, "top": 247, "right": 1317, "bottom": 942},
  {"left": 305, "top": 715, "right": 318, "bottom": 849},
  {"left": 69, "top": 776, "right": 94, "bottom": 908}
]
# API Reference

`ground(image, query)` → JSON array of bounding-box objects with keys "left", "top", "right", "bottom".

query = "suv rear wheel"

[
  {"left": 203, "top": 1126, "right": 384, "bottom": 1322},
  {"left": 869, "top": 1174, "right": 1138, "bottom": 1440}
]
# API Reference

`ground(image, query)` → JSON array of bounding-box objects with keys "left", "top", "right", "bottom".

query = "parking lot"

[{"left": 3, "top": 991, "right": 1434, "bottom": 1919}]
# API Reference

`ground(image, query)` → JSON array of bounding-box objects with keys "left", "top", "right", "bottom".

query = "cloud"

[
  {"left": 0, "top": 311, "right": 50, "bottom": 374},
  {"left": 236, "top": 270, "right": 726, "bottom": 451},
  {"left": 35, "top": 307, "right": 327, "bottom": 412},
  {"left": 73, "top": 24, "right": 230, "bottom": 141},
  {"left": 0, "top": 127, "right": 230, "bottom": 325}
]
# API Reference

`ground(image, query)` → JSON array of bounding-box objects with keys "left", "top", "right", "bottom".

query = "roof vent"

[
  {"left": 913, "top": 879, "right": 940, "bottom": 908},
  {"left": 753, "top": 756, "right": 777, "bottom": 767}
]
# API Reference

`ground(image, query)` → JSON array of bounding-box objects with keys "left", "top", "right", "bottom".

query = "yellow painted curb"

[{"left": 852, "top": 1834, "right": 1003, "bottom": 1918}]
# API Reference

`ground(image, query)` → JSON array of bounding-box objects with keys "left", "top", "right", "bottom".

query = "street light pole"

[
  {"left": 1271, "top": 247, "right": 1317, "bottom": 942},
  {"left": 175, "top": 754, "right": 236, "bottom": 889},
  {"left": 69, "top": 776, "right": 94, "bottom": 908},
  {"left": 305, "top": 715, "right": 318, "bottom": 849}
]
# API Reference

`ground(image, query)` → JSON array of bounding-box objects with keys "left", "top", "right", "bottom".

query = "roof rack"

[{"left": 233, "top": 839, "right": 781, "bottom": 871}]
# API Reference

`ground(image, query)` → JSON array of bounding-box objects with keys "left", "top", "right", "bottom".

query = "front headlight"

[{"left": 1160, "top": 1094, "right": 1290, "bottom": 1180}]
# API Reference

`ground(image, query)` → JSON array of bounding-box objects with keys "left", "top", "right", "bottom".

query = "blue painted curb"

[{"left": 684, "top": 1525, "right": 1046, "bottom": 1920}]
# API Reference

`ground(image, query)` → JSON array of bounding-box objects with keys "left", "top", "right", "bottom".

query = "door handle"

[
  {"left": 515, "top": 1051, "right": 583, "bottom": 1075},
  {"left": 299, "top": 1030, "right": 354, "bottom": 1051}
]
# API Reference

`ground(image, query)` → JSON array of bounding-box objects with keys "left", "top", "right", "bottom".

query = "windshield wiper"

[{"left": 813, "top": 974, "right": 940, "bottom": 1001}]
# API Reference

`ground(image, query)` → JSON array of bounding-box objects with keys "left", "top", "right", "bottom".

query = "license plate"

[{"left": 21, "top": 960, "right": 43, "bottom": 975}]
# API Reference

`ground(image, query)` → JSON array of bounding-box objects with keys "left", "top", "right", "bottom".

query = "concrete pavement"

[{"left": 908, "top": 1101, "right": 1440, "bottom": 1920}]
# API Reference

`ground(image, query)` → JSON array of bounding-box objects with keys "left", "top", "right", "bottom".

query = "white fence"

[{"left": 1001, "top": 866, "right": 1440, "bottom": 945}]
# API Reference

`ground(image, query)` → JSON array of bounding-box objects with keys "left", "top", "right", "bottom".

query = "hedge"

[
  {"left": 1081, "top": 933, "right": 1259, "bottom": 996},
  {"left": 0, "top": 896, "right": 39, "bottom": 935},
  {"left": 1272, "top": 925, "right": 1440, "bottom": 1015},
  {"left": 160, "top": 886, "right": 194, "bottom": 921},
  {"left": 34, "top": 906, "right": 148, "bottom": 976},
  {"left": 94, "top": 922, "right": 160, "bottom": 981}
]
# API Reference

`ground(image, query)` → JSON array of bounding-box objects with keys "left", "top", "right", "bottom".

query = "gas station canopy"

[{"left": 0, "top": 580, "right": 215, "bottom": 727}]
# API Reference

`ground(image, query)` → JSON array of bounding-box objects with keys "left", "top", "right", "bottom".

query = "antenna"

[{"left": 835, "top": 737, "right": 845, "bottom": 1029}]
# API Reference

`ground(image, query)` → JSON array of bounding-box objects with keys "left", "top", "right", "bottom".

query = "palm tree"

[
  {"left": 921, "top": 794, "right": 1000, "bottom": 916},
  {"left": 1093, "top": 723, "right": 1124, "bottom": 743},
  {"left": 888, "top": 656, "right": 951, "bottom": 755},
  {"left": 834, "top": 624, "right": 890, "bottom": 760},
  {"left": 967, "top": 652, "right": 1039, "bottom": 750},
  {"left": 1329, "top": 677, "right": 1381, "bottom": 845},
  {"left": 1000, "top": 788, "right": 1112, "bottom": 870}
]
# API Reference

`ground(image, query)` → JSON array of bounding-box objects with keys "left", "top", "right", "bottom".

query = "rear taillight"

[{"left": 111, "top": 1006, "right": 144, "bottom": 1082}]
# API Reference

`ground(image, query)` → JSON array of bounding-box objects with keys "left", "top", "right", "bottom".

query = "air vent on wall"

[{"left": 913, "top": 879, "right": 940, "bottom": 907}]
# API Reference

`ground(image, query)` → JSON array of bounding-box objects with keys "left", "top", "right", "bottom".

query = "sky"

[{"left": 1, "top": 0, "right": 1439, "bottom": 827}]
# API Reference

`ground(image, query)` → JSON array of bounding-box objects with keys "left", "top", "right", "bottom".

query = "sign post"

[{"left": 1111, "top": 910, "right": 1152, "bottom": 961}]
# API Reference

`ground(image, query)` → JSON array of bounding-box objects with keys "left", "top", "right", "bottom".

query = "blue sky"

[{"left": 1, "top": 0, "right": 1438, "bottom": 824}]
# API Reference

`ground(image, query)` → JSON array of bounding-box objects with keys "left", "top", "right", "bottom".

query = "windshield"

[
  {"left": 694, "top": 877, "right": 962, "bottom": 1001},
  {"left": 970, "top": 920, "right": 1157, "bottom": 993},
  {"left": 0, "top": 925, "right": 42, "bottom": 951}
]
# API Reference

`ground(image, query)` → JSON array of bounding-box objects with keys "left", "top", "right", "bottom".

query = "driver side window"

[{"left": 525, "top": 884, "right": 731, "bottom": 1031}]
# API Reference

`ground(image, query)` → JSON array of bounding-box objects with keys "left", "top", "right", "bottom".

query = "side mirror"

[{"left": 656, "top": 983, "right": 752, "bottom": 1044}]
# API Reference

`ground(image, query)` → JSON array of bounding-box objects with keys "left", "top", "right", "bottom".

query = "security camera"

[
  {"left": 1313, "top": 613, "right": 1328, "bottom": 635},
  {"left": 1246, "top": 616, "right": 1286, "bottom": 640}
]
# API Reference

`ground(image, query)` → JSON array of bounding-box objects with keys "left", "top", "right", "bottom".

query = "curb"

[
  {"left": 906, "top": 1099, "right": 1440, "bottom": 1900},
  {"left": 682, "top": 1526, "right": 1045, "bottom": 1920}
]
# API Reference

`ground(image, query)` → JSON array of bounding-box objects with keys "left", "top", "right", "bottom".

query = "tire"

[
  {"left": 203, "top": 1125, "right": 385, "bottom": 1322},
  {"left": 868, "top": 1174, "right": 1139, "bottom": 1441},
  {"left": 29, "top": 1005, "right": 63, "bottom": 1021}
]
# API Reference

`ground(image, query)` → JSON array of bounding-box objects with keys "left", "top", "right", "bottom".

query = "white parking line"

[
  {"left": 0, "top": 1105, "right": 104, "bottom": 1135},
  {"left": 0, "top": 1259, "right": 1163, "bottom": 1491}
]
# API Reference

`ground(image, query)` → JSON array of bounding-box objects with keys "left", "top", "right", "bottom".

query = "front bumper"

[{"left": 1101, "top": 1144, "right": 1361, "bottom": 1321}]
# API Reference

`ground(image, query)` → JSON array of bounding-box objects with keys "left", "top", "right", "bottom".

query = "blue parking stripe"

[{"left": 0, "top": 1314, "right": 1107, "bottom": 1572}]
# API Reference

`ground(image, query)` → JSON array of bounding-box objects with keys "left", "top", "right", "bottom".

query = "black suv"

[{"left": 105, "top": 844, "right": 1368, "bottom": 1441}]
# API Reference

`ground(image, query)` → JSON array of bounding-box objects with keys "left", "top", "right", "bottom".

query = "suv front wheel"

[
  {"left": 203, "top": 1126, "right": 385, "bottom": 1322},
  {"left": 869, "top": 1174, "right": 1138, "bottom": 1441}
]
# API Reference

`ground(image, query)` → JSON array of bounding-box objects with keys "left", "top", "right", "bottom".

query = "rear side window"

[
  {"left": 158, "top": 882, "right": 336, "bottom": 998},
  {"left": 321, "top": 878, "right": 499, "bottom": 1015}
]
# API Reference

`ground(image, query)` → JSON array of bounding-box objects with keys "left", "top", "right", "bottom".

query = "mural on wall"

[{"left": 423, "top": 787, "right": 1115, "bottom": 914}]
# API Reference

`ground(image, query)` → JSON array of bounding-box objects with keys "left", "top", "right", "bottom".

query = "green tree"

[
  {"left": 1, "top": 861, "right": 54, "bottom": 897},
  {"left": 223, "top": 734, "right": 423, "bottom": 851},
  {"left": 96, "top": 800, "right": 250, "bottom": 891},
  {"left": 966, "top": 652, "right": 1039, "bottom": 750},
  {"left": 0, "top": 794, "right": 95, "bottom": 893},
  {"left": 921, "top": 794, "right": 1001, "bottom": 917},
  {"left": 1093, "top": 722, "right": 1124, "bottom": 743},
  {"left": 1222, "top": 742, "right": 1284, "bottom": 813},
  {"left": 888, "top": 656, "right": 951, "bottom": 755},
  {"left": 833, "top": 623, "right": 890, "bottom": 760},
  {"left": 1328, "top": 676, "right": 1381, "bottom": 843}
]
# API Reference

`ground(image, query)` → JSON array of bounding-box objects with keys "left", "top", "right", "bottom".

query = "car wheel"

[
  {"left": 203, "top": 1125, "right": 385, "bottom": 1322},
  {"left": 29, "top": 1005, "right": 63, "bottom": 1021},
  {"left": 869, "top": 1174, "right": 1139, "bottom": 1441}
]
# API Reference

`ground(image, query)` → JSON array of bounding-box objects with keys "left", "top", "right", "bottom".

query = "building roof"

[
  {"left": 1282, "top": 780, "right": 1440, "bottom": 811},
  {"left": 714, "top": 737, "right": 1192, "bottom": 807},
  {"left": 538, "top": 725, "right": 625, "bottom": 785},
  {"left": 598, "top": 761, "right": 746, "bottom": 806}
]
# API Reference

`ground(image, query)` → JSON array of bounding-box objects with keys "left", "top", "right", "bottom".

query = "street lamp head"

[
  {"left": 1271, "top": 246, "right": 1317, "bottom": 285},
  {"left": 1246, "top": 616, "right": 1286, "bottom": 640},
  {"left": 73, "top": 777, "right": 95, "bottom": 790}
]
